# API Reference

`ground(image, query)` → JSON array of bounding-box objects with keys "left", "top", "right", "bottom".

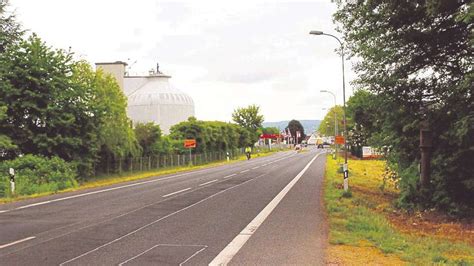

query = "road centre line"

[
  {"left": 199, "top": 179, "right": 218, "bottom": 186},
  {"left": 0, "top": 173, "right": 267, "bottom": 258},
  {"left": 162, "top": 188, "right": 192, "bottom": 198},
  {"left": 5, "top": 153, "right": 290, "bottom": 213},
  {"left": 0, "top": 236, "right": 36, "bottom": 250},
  {"left": 240, "top": 170, "right": 249, "bottom": 173},
  {"left": 223, "top": 174, "right": 237, "bottom": 179},
  {"left": 209, "top": 152, "right": 321, "bottom": 265},
  {"left": 59, "top": 173, "right": 267, "bottom": 265},
  {"left": 118, "top": 244, "right": 207, "bottom": 266},
  {"left": 252, "top": 166, "right": 260, "bottom": 169}
]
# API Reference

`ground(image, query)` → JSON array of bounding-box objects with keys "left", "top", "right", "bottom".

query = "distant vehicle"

[{"left": 295, "top": 144, "right": 301, "bottom": 151}]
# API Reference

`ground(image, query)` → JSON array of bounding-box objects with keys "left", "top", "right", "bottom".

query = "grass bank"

[
  {"left": 0, "top": 150, "right": 280, "bottom": 204},
  {"left": 324, "top": 155, "right": 474, "bottom": 265}
]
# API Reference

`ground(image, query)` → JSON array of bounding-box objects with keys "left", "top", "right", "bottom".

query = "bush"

[{"left": 0, "top": 154, "right": 78, "bottom": 197}]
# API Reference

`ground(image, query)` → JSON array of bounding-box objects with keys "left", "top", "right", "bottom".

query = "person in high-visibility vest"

[{"left": 245, "top": 146, "right": 252, "bottom": 160}]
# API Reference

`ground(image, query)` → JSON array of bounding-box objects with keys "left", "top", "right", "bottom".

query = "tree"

[
  {"left": 318, "top": 106, "right": 345, "bottom": 137},
  {"left": 334, "top": 0, "right": 473, "bottom": 213},
  {"left": 0, "top": 0, "right": 22, "bottom": 53},
  {"left": 134, "top": 122, "right": 162, "bottom": 156},
  {"left": 232, "top": 105, "right": 264, "bottom": 144},
  {"left": 286, "top": 120, "right": 306, "bottom": 144},
  {"left": 261, "top": 127, "right": 280, "bottom": 135}
]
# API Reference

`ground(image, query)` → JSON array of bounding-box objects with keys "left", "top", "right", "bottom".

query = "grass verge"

[
  {"left": 0, "top": 150, "right": 280, "bottom": 204},
  {"left": 324, "top": 155, "right": 474, "bottom": 265}
]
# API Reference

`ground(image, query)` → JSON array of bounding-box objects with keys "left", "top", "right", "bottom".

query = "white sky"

[{"left": 9, "top": 0, "right": 355, "bottom": 122}]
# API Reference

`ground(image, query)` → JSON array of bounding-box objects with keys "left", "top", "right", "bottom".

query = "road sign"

[
  {"left": 184, "top": 139, "right": 196, "bottom": 148},
  {"left": 335, "top": 135, "right": 345, "bottom": 144}
]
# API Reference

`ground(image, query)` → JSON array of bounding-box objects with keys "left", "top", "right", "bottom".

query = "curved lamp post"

[
  {"left": 320, "top": 90, "right": 338, "bottom": 159},
  {"left": 310, "top": 30, "right": 349, "bottom": 191}
]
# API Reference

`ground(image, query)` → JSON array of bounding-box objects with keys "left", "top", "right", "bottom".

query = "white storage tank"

[{"left": 97, "top": 62, "right": 195, "bottom": 134}]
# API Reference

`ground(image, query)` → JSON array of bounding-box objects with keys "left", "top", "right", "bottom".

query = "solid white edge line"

[
  {"left": 199, "top": 179, "right": 218, "bottom": 186},
  {"left": 162, "top": 188, "right": 192, "bottom": 198},
  {"left": 0, "top": 210, "right": 9, "bottom": 214},
  {"left": 209, "top": 152, "right": 321, "bottom": 265},
  {"left": 59, "top": 174, "right": 267, "bottom": 265},
  {"left": 0, "top": 236, "right": 36, "bottom": 249}
]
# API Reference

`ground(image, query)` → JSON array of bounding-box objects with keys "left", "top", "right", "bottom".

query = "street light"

[
  {"left": 320, "top": 90, "right": 338, "bottom": 159},
  {"left": 310, "top": 30, "right": 349, "bottom": 191}
]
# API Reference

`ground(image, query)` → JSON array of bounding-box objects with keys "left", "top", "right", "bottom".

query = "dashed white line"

[
  {"left": 199, "top": 179, "right": 218, "bottom": 186},
  {"left": 162, "top": 188, "right": 192, "bottom": 198},
  {"left": 59, "top": 176, "right": 265, "bottom": 265},
  {"left": 0, "top": 236, "right": 36, "bottom": 249},
  {"left": 223, "top": 174, "right": 237, "bottom": 179},
  {"left": 0, "top": 210, "right": 9, "bottom": 214},
  {"left": 240, "top": 170, "right": 249, "bottom": 173},
  {"left": 252, "top": 166, "right": 260, "bottom": 170}
]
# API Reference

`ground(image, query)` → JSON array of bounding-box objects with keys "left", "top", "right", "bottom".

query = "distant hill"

[{"left": 263, "top": 120, "right": 321, "bottom": 134}]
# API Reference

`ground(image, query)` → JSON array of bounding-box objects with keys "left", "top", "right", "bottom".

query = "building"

[{"left": 96, "top": 62, "right": 195, "bottom": 134}]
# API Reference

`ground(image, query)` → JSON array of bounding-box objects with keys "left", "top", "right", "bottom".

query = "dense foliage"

[
  {"left": 286, "top": 120, "right": 306, "bottom": 144},
  {"left": 170, "top": 117, "right": 250, "bottom": 153},
  {"left": 0, "top": 155, "right": 77, "bottom": 197},
  {"left": 232, "top": 105, "right": 264, "bottom": 144},
  {"left": 334, "top": 0, "right": 473, "bottom": 214}
]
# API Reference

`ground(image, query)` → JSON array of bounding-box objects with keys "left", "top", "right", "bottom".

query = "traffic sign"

[
  {"left": 184, "top": 139, "right": 196, "bottom": 148},
  {"left": 335, "top": 135, "right": 345, "bottom": 144}
]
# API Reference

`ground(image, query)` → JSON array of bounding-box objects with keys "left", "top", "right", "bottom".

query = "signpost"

[
  {"left": 184, "top": 139, "right": 196, "bottom": 164},
  {"left": 335, "top": 135, "right": 345, "bottom": 145}
]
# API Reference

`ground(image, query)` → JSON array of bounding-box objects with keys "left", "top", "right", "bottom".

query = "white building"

[{"left": 96, "top": 62, "right": 195, "bottom": 134}]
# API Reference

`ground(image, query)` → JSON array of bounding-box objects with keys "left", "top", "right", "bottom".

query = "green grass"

[{"left": 324, "top": 155, "right": 474, "bottom": 265}]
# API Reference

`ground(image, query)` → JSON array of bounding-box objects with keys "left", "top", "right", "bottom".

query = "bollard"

[{"left": 9, "top": 168, "right": 15, "bottom": 195}]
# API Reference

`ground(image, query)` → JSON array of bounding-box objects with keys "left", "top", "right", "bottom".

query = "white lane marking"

[
  {"left": 251, "top": 166, "right": 260, "bottom": 170},
  {"left": 59, "top": 174, "right": 266, "bottom": 265},
  {"left": 223, "top": 174, "right": 237, "bottom": 179},
  {"left": 162, "top": 188, "right": 192, "bottom": 198},
  {"left": 209, "top": 153, "right": 321, "bottom": 265},
  {"left": 16, "top": 201, "right": 52, "bottom": 210},
  {"left": 9, "top": 172, "right": 202, "bottom": 211},
  {"left": 240, "top": 170, "right": 249, "bottom": 173},
  {"left": 0, "top": 236, "right": 36, "bottom": 249},
  {"left": 3, "top": 151, "right": 293, "bottom": 213},
  {"left": 118, "top": 244, "right": 207, "bottom": 266},
  {"left": 199, "top": 179, "right": 218, "bottom": 186},
  {"left": 261, "top": 164, "right": 267, "bottom": 167},
  {"left": 179, "top": 246, "right": 208, "bottom": 266}
]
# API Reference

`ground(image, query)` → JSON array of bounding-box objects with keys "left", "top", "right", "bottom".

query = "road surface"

[{"left": 0, "top": 148, "right": 328, "bottom": 265}]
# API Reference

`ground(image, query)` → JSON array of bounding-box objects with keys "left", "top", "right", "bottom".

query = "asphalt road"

[{"left": 0, "top": 148, "right": 328, "bottom": 265}]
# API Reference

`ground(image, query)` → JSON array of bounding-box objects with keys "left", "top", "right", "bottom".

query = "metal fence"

[{"left": 93, "top": 146, "right": 289, "bottom": 177}]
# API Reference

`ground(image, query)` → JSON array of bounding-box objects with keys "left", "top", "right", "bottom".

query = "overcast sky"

[{"left": 10, "top": 0, "right": 355, "bottom": 122}]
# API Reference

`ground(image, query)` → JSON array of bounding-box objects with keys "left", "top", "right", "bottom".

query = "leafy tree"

[
  {"left": 318, "top": 106, "right": 345, "bottom": 137},
  {"left": 261, "top": 127, "right": 280, "bottom": 135},
  {"left": 232, "top": 104, "right": 264, "bottom": 143},
  {"left": 134, "top": 122, "right": 162, "bottom": 156},
  {"left": 0, "top": 35, "right": 100, "bottom": 177},
  {"left": 334, "top": 0, "right": 473, "bottom": 213},
  {"left": 0, "top": 0, "right": 23, "bottom": 53},
  {"left": 286, "top": 120, "right": 306, "bottom": 144}
]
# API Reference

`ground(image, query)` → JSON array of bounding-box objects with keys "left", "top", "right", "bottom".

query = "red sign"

[
  {"left": 184, "top": 139, "right": 196, "bottom": 148},
  {"left": 335, "top": 135, "right": 345, "bottom": 144},
  {"left": 259, "top": 134, "right": 282, "bottom": 139}
]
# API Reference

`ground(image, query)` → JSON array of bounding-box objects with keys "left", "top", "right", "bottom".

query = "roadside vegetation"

[
  {"left": 319, "top": 0, "right": 473, "bottom": 215},
  {"left": 0, "top": 1, "right": 281, "bottom": 200},
  {"left": 324, "top": 156, "right": 474, "bottom": 265}
]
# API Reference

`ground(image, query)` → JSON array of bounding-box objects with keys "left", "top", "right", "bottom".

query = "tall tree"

[
  {"left": 0, "top": 0, "right": 22, "bottom": 53},
  {"left": 318, "top": 106, "right": 345, "bottom": 137},
  {"left": 286, "top": 120, "right": 306, "bottom": 144},
  {"left": 134, "top": 122, "right": 162, "bottom": 156},
  {"left": 334, "top": 0, "right": 473, "bottom": 212},
  {"left": 232, "top": 105, "right": 264, "bottom": 144}
]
